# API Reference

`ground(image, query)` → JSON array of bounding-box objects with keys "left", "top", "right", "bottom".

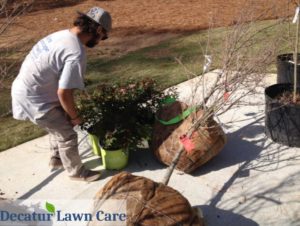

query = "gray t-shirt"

[{"left": 11, "top": 29, "right": 86, "bottom": 123}]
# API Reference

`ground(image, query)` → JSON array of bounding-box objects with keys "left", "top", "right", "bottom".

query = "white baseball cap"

[{"left": 78, "top": 7, "right": 112, "bottom": 32}]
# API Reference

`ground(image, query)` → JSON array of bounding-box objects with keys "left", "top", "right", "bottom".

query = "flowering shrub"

[{"left": 77, "top": 78, "right": 176, "bottom": 150}]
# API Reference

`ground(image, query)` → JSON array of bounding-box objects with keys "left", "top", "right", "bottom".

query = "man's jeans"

[{"left": 35, "top": 107, "right": 83, "bottom": 176}]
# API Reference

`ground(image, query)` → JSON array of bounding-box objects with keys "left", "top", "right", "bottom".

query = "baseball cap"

[{"left": 78, "top": 7, "right": 112, "bottom": 32}]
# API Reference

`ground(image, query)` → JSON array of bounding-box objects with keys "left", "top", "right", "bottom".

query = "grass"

[
  {"left": 0, "top": 89, "right": 12, "bottom": 116},
  {"left": 0, "top": 19, "right": 295, "bottom": 152},
  {"left": 0, "top": 117, "right": 47, "bottom": 151},
  {"left": 84, "top": 29, "right": 221, "bottom": 91}
]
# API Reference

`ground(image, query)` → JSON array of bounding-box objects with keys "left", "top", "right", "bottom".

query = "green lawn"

[
  {"left": 0, "top": 117, "right": 47, "bottom": 151},
  {"left": 0, "top": 19, "right": 295, "bottom": 151}
]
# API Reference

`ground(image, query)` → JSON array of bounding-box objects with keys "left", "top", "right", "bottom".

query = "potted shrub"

[
  {"left": 265, "top": 3, "right": 300, "bottom": 147},
  {"left": 265, "top": 84, "right": 300, "bottom": 146},
  {"left": 76, "top": 78, "right": 173, "bottom": 170},
  {"left": 277, "top": 53, "right": 300, "bottom": 86},
  {"left": 151, "top": 10, "right": 284, "bottom": 182},
  {"left": 266, "top": 53, "right": 300, "bottom": 146},
  {"left": 151, "top": 99, "right": 227, "bottom": 174}
]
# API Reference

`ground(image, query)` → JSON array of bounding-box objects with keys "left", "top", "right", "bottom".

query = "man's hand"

[
  {"left": 57, "top": 88, "right": 82, "bottom": 126},
  {"left": 70, "top": 116, "right": 83, "bottom": 126}
]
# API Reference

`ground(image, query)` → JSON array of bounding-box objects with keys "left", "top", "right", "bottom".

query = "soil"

[
  {"left": 0, "top": 0, "right": 294, "bottom": 59},
  {"left": 276, "top": 91, "right": 300, "bottom": 105}
]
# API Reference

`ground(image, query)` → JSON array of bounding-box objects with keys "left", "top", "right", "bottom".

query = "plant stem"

[
  {"left": 294, "top": 4, "right": 300, "bottom": 103},
  {"left": 162, "top": 148, "right": 184, "bottom": 185}
]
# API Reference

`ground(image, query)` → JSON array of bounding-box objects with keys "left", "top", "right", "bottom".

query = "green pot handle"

[
  {"left": 156, "top": 107, "right": 196, "bottom": 125},
  {"left": 160, "top": 96, "right": 177, "bottom": 105},
  {"left": 157, "top": 97, "right": 196, "bottom": 125}
]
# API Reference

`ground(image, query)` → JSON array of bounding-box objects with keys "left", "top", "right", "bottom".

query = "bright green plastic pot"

[
  {"left": 100, "top": 147, "right": 129, "bottom": 170},
  {"left": 88, "top": 134, "right": 101, "bottom": 156},
  {"left": 88, "top": 134, "right": 129, "bottom": 170}
]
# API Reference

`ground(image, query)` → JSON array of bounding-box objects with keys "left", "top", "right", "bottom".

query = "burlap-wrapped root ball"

[
  {"left": 93, "top": 172, "right": 204, "bottom": 226},
  {"left": 151, "top": 101, "right": 226, "bottom": 173}
]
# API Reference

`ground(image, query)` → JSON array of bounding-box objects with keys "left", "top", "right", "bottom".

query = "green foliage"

[{"left": 77, "top": 78, "right": 176, "bottom": 150}]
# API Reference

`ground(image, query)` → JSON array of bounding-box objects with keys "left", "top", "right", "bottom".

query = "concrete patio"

[{"left": 0, "top": 71, "right": 299, "bottom": 226}]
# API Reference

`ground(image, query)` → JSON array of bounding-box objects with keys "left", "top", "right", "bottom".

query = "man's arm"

[{"left": 57, "top": 88, "right": 82, "bottom": 126}]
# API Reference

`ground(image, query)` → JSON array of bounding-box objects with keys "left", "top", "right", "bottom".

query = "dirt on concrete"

[{"left": 0, "top": 0, "right": 295, "bottom": 59}]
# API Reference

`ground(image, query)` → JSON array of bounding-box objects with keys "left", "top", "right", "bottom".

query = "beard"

[{"left": 86, "top": 35, "right": 99, "bottom": 48}]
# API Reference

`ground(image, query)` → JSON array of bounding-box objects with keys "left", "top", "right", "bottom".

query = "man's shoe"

[
  {"left": 49, "top": 156, "right": 63, "bottom": 171},
  {"left": 69, "top": 169, "right": 101, "bottom": 182}
]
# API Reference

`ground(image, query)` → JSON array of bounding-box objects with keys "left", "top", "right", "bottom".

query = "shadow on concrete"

[
  {"left": 18, "top": 169, "right": 63, "bottom": 199},
  {"left": 195, "top": 205, "right": 259, "bottom": 226},
  {"left": 193, "top": 116, "right": 291, "bottom": 177},
  {"left": 125, "top": 148, "right": 166, "bottom": 172},
  {"left": 193, "top": 125, "right": 264, "bottom": 177},
  {"left": 190, "top": 115, "right": 300, "bottom": 225},
  {"left": 83, "top": 157, "right": 102, "bottom": 169},
  {"left": 95, "top": 148, "right": 167, "bottom": 180},
  {"left": 206, "top": 170, "right": 300, "bottom": 225},
  {"left": 79, "top": 135, "right": 95, "bottom": 161}
]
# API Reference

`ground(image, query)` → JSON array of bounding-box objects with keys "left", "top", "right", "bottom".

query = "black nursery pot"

[
  {"left": 265, "top": 83, "right": 300, "bottom": 147},
  {"left": 277, "top": 53, "right": 300, "bottom": 86}
]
